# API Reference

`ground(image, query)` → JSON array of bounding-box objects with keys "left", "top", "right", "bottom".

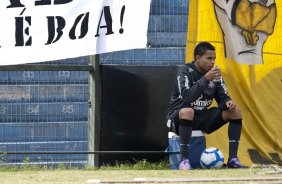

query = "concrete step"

[
  {"left": 0, "top": 102, "right": 88, "bottom": 122},
  {"left": 148, "top": 15, "right": 187, "bottom": 33},
  {"left": 0, "top": 121, "right": 87, "bottom": 142},
  {"left": 0, "top": 84, "right": 88, "bottom": 103},
  {"left": 99, "top": 47, "right": 186, "bottom": 65},
  {"left": 150, "top": 0, "right": 189, "bottom": 15},
  {"left": 0, "top": 71, "right": 88, "bottom": 84},
  {"left": 147, "top": 32, "right": 186, "bottom": 47},
  {"left": 0, "top": 140, "right": 87, "bottom": 163},
  {"left": 35, "top": 56, "right": 89, "bottom": 65}
]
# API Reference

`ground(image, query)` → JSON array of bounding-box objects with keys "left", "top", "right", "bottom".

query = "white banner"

[{"left": 0, "top": 0, "right": 151, "bottom": 65}]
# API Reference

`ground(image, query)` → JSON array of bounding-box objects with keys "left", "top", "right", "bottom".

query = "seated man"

[{"left": 166, "top": 42, "right": 245, "bottom": 170}]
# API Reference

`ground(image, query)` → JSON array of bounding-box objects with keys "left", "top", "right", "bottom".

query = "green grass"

[
  {"left": 98, "top": 159, "right": 170, "bottom": 170},
  {"left": 0, "top": 160, "right": 281, "bottom": 184},
  {"left": 0, "top": 159, "right": 169, "bottom": 171}
]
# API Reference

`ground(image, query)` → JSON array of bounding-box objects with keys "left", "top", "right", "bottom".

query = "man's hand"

[
  {"left": 204, "top": 66, "right": 221, "bottom": 81},
  {"left": 226, "top": 100, "right": 236, "bottom": 111}
]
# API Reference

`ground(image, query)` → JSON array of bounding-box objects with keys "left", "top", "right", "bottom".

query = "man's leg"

[
  {"left": 222, "top": 105, "right": 246, "bottom": 168},
  {"left": 205, "top": 111, "right": 242, "bottom": 159},
  {"left": 228, "top": 119, "right": 242, "bottom": 159},
  {"left": 200, "top": 107, "right": 245, "bottom": 168},
  {"left": 179, "top": 119, "right": 193, "bottom": 160},
  {"left": 177, "top": 108, "right": 194, "bottom": 170}
]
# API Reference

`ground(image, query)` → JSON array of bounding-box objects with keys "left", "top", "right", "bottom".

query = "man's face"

[{"left": 197, "top": 50, "right": 216, "bottom": 73}]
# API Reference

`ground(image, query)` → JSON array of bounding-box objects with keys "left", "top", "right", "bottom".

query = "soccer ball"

[{"left": 200, "top": 147, "right": 224, "bottom": 169}]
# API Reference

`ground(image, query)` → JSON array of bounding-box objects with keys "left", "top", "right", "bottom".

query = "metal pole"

[{"left": 88, "top": 55, "right": 101, "bottom": 167}]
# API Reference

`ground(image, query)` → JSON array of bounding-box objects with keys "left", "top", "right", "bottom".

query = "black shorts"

[{"left": 168, "top": 107, "right": 227, "bottom": 134}]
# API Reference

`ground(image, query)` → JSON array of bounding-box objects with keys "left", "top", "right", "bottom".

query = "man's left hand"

[{"left": 226, "top": 100, "right": 236, "bottom": 111}]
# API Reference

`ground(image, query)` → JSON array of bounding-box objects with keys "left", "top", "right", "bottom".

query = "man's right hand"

[{"left": 204, "top": 66, "right": 221, "bottom": 81}]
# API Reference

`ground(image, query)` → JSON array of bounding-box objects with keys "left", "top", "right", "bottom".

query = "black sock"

[
  {"left": 179, "top": 119, "right": 193, "bottom": 161},
  {"left": 228, "top": 119, "right": 242, "bottom": 160}
]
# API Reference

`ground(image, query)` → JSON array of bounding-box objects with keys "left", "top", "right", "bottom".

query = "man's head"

[
  {"left": 194, "top": 42, "right": 215, "bottom": 60},
  {"left": 194, "top": 42, "right": 216, "bottom": 73}
]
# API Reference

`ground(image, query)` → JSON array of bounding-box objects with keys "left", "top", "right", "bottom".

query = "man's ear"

[{"left": 195, "top": 55, "right": 201, "bottom": 62}]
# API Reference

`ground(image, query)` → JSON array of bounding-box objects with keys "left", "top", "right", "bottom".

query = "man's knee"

[
  {"left": 223, "top": 105, "right": 242, "bottom": 121},
  {"left": 232, "top": 106, "right": 242, "bottom": 119},
  {"left": 179, "top": 107, "right": 194, "bottom": 120}
]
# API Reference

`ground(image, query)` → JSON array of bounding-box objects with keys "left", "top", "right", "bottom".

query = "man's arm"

[
  {"left": 214, "top": 78, "right": 232, "bottom": 109},
  {"left": 177, "top": 66, "right": 209, "bottom": 106}
]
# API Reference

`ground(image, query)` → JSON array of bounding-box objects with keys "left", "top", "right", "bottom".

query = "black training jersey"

[{"left": 166, "top": 61, "right": 231, "bottom": 118}]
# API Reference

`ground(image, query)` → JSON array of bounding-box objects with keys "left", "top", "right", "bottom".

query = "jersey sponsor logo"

[{"left": 191, "top": 95, "right": 213, "bottom": 110}]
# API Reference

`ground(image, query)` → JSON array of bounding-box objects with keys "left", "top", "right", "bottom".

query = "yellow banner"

[{"left": 186, "top": 0, "right": 282, "bottom": 166}]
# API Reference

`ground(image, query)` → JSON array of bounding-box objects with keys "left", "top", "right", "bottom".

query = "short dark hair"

[{"left": 194, "top": 42, "right": 215, "bottom": 60}]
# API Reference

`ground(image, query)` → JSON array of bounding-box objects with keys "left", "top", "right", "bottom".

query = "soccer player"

[{"left": 166, "top": 42, "right": 245, "bottom": 170}]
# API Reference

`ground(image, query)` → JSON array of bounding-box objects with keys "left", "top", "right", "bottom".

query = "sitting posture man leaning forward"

[{"left": 166, "top": 42, "right": 245, "bottom": 170}]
